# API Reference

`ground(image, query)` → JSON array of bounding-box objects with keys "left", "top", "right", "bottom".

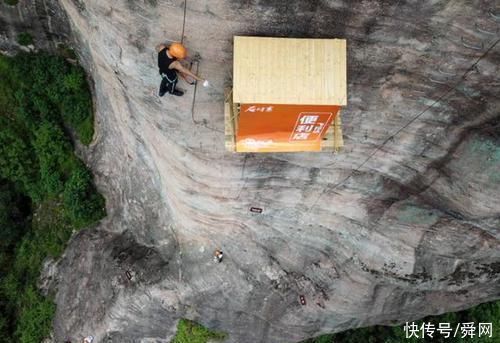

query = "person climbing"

[
  {"left": 156, "top": 42, "right": 205, "bottom": 97},
  {"left": 213, "top": 249, "right": 223, "bottom": 263}
]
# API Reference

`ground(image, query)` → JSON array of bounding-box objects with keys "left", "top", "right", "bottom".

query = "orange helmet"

[{"left": 169, "top": 42, "right": 187, "bottom": 59}]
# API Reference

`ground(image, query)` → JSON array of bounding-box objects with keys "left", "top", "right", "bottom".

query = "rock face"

[
  {"left": 0, "top": 0, "right": 70, "bottom": 53},
  {"left": 4, "top": 0, "right": 500, "bottom": 342}
]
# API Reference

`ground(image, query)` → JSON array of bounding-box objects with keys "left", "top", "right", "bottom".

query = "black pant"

[{"left": 159, "top": 73, "right": 178, "bottom": 96}]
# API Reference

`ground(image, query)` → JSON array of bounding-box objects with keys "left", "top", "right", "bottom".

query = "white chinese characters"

[
  {"left": 290, "top": 113, "right": 330, "bottom": 141},
  {"left": 299, "top": 115, "right": 319, "bottom": 125},
  {"left": 404, "top": 322, "right": 493, "bottom": 339},
  {"left": 244, "top": 105, "right": 274, "bottom": 113}
]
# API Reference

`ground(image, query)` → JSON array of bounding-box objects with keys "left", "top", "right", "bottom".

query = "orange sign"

[{"left": 236, "top": 104, "right": 340, "bottom": 152}]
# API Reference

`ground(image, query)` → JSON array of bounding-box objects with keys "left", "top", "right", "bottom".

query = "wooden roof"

[{"left": 233, "top": 36, "right": 347, "bottom": 106}]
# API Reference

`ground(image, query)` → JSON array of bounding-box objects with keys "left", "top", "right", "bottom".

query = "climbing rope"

[
  {"left": 178, "top": 0, "right": 223, "bottom": 133},
  {"left": 188, "top": 59, "right": 223, "bottom": 134},
  {"left": 180, "top": 0, "right": 187, "bottom": 44}
]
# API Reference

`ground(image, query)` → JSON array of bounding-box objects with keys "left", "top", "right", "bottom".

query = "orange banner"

[{"left": 236, "top": 104, "right": 340, "bottom": 152}]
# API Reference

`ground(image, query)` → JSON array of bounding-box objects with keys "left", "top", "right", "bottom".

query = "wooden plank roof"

[{"left": 233, "top": 36, "right": 347, "bottom": 106}]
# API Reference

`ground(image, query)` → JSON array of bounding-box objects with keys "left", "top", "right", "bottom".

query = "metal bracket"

[
  {"left": 461, "top": 36, "right": 484, "bottom": 50},
  {"left": 429, "top": 76, "right": 449, "bottom": 85},
  {"left": 191, "top": 52, "right": 202, "bottom": 63},
  {"left": 489, "top": 9, "right": 500, "bottom": 21},
  {"left": 438, "top": 67, "right": 456, "bottom": 76},
  {"left": 475, "top": 22, "right": 497, "bottom": 35}
]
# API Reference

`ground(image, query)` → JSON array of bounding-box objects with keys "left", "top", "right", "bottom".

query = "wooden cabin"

[{"left": 225, "top": 36, "right": 347, "bottom": 153}]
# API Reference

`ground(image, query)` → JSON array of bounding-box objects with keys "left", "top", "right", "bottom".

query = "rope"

[
  {"left": 190, "top": 60, "right": 199, "bottom": 123},
  {"left": 179, "top": 0, "right": 222, "bottom": 134},
  {"left": 190, "top": 60, "right": 224, "bottom": 134},
  {"left": 180, "top": 0, "right": 187, "bottom": 44}
]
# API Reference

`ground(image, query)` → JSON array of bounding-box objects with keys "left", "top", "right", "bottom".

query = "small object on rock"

[
  {"left": 203, "top": 80, "right": 210, "bottom": 88},
  {"left": 250, "top": 207, "right": 263, "bottom": 214},
  {"left": 213, "top": 249, "right": 224, "bottom": 263},
  {"left": 83, "top": 336, "right": 94, "bottom": 343},
  {"left": 126, "top": 270, "right": 132, "bottom": 280},
  {"left": 299, "top": 295, "right": 306, "bottom": 306}
]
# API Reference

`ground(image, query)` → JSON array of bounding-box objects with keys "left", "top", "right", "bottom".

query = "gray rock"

[
  {"left": 4, "top": 0, "right": 500, "bottom": 342},
  {"left": 0, "top": 0, "right": 71, "bottom": 54}
]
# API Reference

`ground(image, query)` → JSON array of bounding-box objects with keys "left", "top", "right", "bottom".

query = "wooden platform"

[
  {"left": 320, "top": 113, "right": 344, "bottom": 152},
  {"left": 224, "top": 88, "right": 239, "bottom": 152}
]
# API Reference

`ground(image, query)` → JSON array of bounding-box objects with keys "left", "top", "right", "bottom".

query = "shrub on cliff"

[
  {"left": 3, "top": 0, "right": 19, "bottom": 6},
  {"left": 0, "top": 116, "right": 41, "bottom": 199},
  {"left": 172, "top": 319, "right": 227, "bottom": 343},
  {"left": 63, "top": 164, "right": 105, "bottom": 227},
  {"left": 34, "top": 121, "right": 71, "bottom": 196},
  {"left": 16, "top": 33, "right": 33, "bottom": 46},
  {"left": 15, "top": 286, "right": 55, "bottom": 343}
]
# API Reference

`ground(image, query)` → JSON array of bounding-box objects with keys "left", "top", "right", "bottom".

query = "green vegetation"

[
  {"left": 1, "top": 52, "right": 95, "bottom": 145},
  {"left": 17, "top": 33, "right": 33, "bottom": 46},
  {"left": 57, "top": 43, "right": 78, "bottom": 60},
  {"left": 3, "top": 0, "right": 19, "bottom": 6},
  {"left": 171, "top": 319, "right": 226, "bottom": 343},
  {"left": 304, "top": 300, "right": 500, "bottom": 343},
  {"left": 0, "top": 52, "right": 105, "bottom": 342}
]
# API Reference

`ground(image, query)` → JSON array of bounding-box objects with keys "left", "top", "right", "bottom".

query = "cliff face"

[
  {"left": 0, "top": 0, "right": 70, "bottom": 53},
  {"left": 4, "top": 0, "right": 500, "bottom": 342}
]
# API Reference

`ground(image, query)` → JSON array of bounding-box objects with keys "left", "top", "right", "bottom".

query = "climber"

[
  {"left": 156, "top": 42, "right": 205, "bottom": 97},
  {"left": 213, "top": 249, "right": 223, "bottom": 263}
]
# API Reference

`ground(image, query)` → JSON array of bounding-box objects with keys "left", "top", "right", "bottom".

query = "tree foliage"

[
  {"left": 0, "top": 117, "right": 40, "bottom": 199},
  {"left": 63, "top": 164, "right": 105, "bottom": 227},
  {"left": 5, "top": 53, "right": 94, "bottom": 144},
  {"left": 16, "top": 33, "right": 33, "bottom": 47},
  {"left": 34, "top": 121, "right": 70, "bottom": 196},
  {"left": 172, "top": 319, "right": 226, "bottom": 343},
  {"left": 15, "top": 287, "right": 55, "bottom": 343},
  {"left": 0, "top": 52, "right": 104, "bottom": 342},
  {"left": 3, "top": 0, "right": 19, "bottom": 6}
]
